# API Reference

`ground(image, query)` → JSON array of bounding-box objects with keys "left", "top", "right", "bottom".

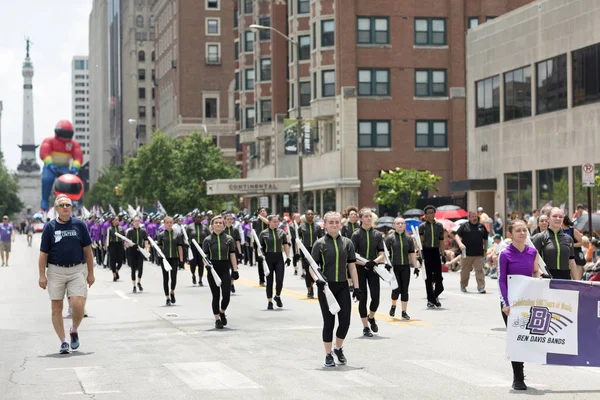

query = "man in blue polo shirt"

[{"left": 38, "top": 194, "right": 95, "bottom": 354}]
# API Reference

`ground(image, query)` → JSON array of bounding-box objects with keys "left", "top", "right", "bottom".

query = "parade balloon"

[{"left": 54, "top": 173, "right": 84, "bottom": 201}]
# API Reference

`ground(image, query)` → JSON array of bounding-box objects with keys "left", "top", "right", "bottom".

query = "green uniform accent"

[{"left": 554, "top": 230, "right": 560, "bottom": 269}]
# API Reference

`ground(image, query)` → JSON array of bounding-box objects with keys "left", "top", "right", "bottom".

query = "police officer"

[
  {"left": 419, "top": 205, "right": 446, "bottom": 308},
  {"left": 187, "top": 212, "right": 211, "bottom": 286},
  {"left": 38, "top": 194, "right": 95, "bottom": 354},
  {"left": 298, "top": 209, "right": 324, "bottom": 298},
  {"left": 105, "top": 216, "right": 125, "bottom": 282},
  {"left": 224, "top": 213, "right": 243, "bottom": 293},
  {"left": 310, "top": 211, "right": 360, "bottom": 367},
  {"left": 125, "top": 216, "right": 149, "bottom": 293},
  {"left": 157, "top": 216, "right": 184, "bottom": 306},
  {"left": 258, "top": 215, "right": 291, "bottom": 309},
  {"left": 253, "top": 208, "right": 269, "bottom": 285},
  {"left": 532, "top": 207, "right": 576, "bottom": 280},
  {"left": 202, "top": 215, "right": 240, "bottom": 329}
]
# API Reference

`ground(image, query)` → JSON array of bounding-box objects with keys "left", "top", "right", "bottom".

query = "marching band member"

[{"left": 258, "top": 215, "right": 291, "bottom": 309}]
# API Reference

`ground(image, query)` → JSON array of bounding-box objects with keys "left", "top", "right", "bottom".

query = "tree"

[
  {"left": 0, "top": 153, "right": 24, "bottom": 217},
  {"left": 84, "top": 164, "right": 124, "bottom": 209},
  {"left": 373, "top": 168, "right": 442, "bottom": 213}
]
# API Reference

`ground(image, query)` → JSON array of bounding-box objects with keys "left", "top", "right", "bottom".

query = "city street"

[{"left": 1, "top": 235, "right": 599, "bottom": 400}]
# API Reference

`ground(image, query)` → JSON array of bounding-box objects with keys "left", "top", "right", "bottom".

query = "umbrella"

[
  {"left": 436, "top": 205, "right": 461, "bottom": 211},
  {"left": 404, "top": 208, "right": 424, "bottom": 218},
  {"left": 451, "top": 219, "right": 468, "bottom": 232},
  {"left": 404, "top": 218, "right": 422, "bottom": 232},
  {"left": 574, "top": 214, "right": 600, "bottom": 231},
  {"left": 435, "top": 218, "right": 455, "bottom": 230},
  {"left": 375, "top": 216, "right": 395, "bottom": 227},
  {"left": 436, "top": 208, "right": 468, "bottom": 220}
]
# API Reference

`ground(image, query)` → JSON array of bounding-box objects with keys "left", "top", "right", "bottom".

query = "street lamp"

[{"left": 249, "top": 24, "right": 304, "bottom": 214}]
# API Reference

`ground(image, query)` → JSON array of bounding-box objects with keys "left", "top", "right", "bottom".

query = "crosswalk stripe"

[{"left": 163, "top": 362, "right": 262, "bottom": 390}]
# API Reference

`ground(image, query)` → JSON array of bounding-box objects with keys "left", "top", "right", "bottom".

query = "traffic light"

[{"left": 115, "top": 185, "right": 121, "bottom": 197}]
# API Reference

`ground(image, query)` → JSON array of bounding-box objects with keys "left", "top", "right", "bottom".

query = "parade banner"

[
  {"left": 283, "top": 119, "right": 315, "bottom": 155},
  {"left": 507, "top": 275, "right": 600, "bottom": 367}
]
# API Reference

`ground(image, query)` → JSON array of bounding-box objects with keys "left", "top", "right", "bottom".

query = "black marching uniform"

[
  {"left": 299, "top": 222, "right": 324, "bottom": 289},
  {"left": 351, "top": 227, "right": 384, "bottom": 319},
  {"left": 203, "top": 232, "right": 237, "bottom": 316},
  {"left": 107, "top": 225, "right": 126, "bottom": 275},
  {"left": 532, "top": 228, "right": 575, "bottom": 280},
  {"left": 311, "top": 233, "right": 356, "bottom": 342},
  {"left": 125, "top": 226, "right": 148, "bottom": 283},
  {"left": 187, "top": 222, "right": 211, "bottom": 284},
  {"left": 253, "top": 218, "right": 268, "bottom": 284},
  {"left": 341, "top": 221, "right": 360, "bottom": 239},
  {"left": 258, "top": 227, "right": 288, "bottom": 302},
  {"left": 156, "top": 229, "right": 183, "bottom": 297},
  {"left": 418, "top": 220, "right": 445, "bottom": 305},
  {"left": 385, "top": 230, "right": 415, "bottom": 302}
]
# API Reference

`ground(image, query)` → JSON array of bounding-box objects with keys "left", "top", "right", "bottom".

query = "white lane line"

[
  {"left": 340, "top": 370, "right": 397, "bottom": 388},
  {"left": 163, "top": 362, "right": 262, "bottom": 390},
  {"left": 443, "top": 291, "right": 490, "bottom": 301},
  {"left": 63, "top": 391, "right": 121, "bottom": 395},
  {"left": 45, "top": 366, "right": 102, "bottom": 371},
  {"left": 113, "top": 290, "right": 130, "bottom": 300}
]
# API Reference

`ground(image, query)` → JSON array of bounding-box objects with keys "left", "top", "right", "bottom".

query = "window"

[
  {"left": 244, "top": 0, "right": 252, "bottom": 13},
  {"left": 573, "top": 43, "right": 600, "bottom": 107},
  {"left": 322, "top": 70, "right": 335, "bottom": 97},
  {"left": 151, "top": 51, "right": 155, "bottom": 62},
  {"left": 75, "top": 90, "right": 85, "bottom": 94},
  {"left": 152, "top": 87, "right": 155, "bottom": 99},
  {"left": 245, "top": 68, "right": 255, "bottom": 90},
  {"left": 138, "top": 125, "right": 147, "bottom": 139},
  {"left": 260, "top": 58, "right": 271, "bottom": 81},
  {"left": 290, "top": 84, "right": 294, "bottom": 108},
  {"left": 476, "top": 75, "right": 500, "bottom": 127},
  {"left": 358, "top": 120, "right": 390, "bottom": 148},
  {"left": 205, "top": 98, "right": 218, "bottom": 118},
  {"left": 468, "top": 17, "right": 479, "bottom": 29},
  {"left": 300, "top": 82, "right": 311, "bottom": 106},
  {"left": 536, "top": 54, "right": 567, "bottom": 114},
  {"left": 357, "top": 17, "right": 389, "bottom": 44},
  {"left": 138, "top": 51, "right": 145, "bottom": 62},
  {"left": 74, "top": 59, "right": 87, "bottom": 70},
  {"left": 235, "top": 72, "right": 240, "bottom": 90},
  {"left": 151, "top": 69, "right": 155, "bottom": 81},
  {"left": 486, "top": 16, "right": 496, "bottom": 21},
  {"left": 312, "top": 22, "right": 316, "bottom": 49},
  {"left": 245, "top": 108, "right": 255, "bottom": 128},
  {"left": 245, "top": 30, "right": 254, "bottom": 52},
  {"left": 313, "top": 72, "right": 317, "bottom": 99},
  {"left": 234, "top": 41, "right": 239, "bottom": 60},
  {"left": 321, "top": 20, "right": 334, "bottom": 47},
  {"left": 138, "top": 69, "right": 146, "bottom": 81},
  {"left": 358, "top": 69, "right": 390, "bottom": 96},
  {"left": 207, "top": 44, "right": 220, "bottom": 64},
  {"left": 504, "top": 66, "right": 531, "bottom": 121},
  {"left": 152, "top": 106, "right": 156, "bottom": 117},
  {"left": 149, "top": 15, "right": 155, "bottom": 27},
  {"left": 505, "top": 172, "right": 533, "bottom": 216},
  {"left": 136, "top": 15, "right": 144, "bottom": 27},
  {"left": 138, "top": 87, "right": 146, "bottom": 99},
  {"left": 298, "top": 0, "right": 309, "bottom": 14},
  {"left": 416, "top": 120, "right": 447, "bottom": 148},
  {"left": 415, "top": 69, "right": 446, "bottom": 97},
  {"left": 414, "top": 18, "right": 446, "bottom": 46},
  {"left": 261, "top": 100, "right": 272, "bottom": 122},
  {"left": 206, "top": 0, "right": 219, "bottom": 9},
  {"left": 299, "top": 35, "right": 310, "bottom": 60},
  {"left": 135, "top": 32, "right": 147, "bottom": 41},
  {"left": 139, "top": 106, "right": 146, "bottom": 118},
  {"left": 207, "top": 18, "right": 220, "bottom": 35},
  {"left": 259, "top": 17, "right": 271, "bottom": 40},
  {"left": 234, "top": 8, "right": 238, "bottom": 28},
  {"left": 324, "top": 122, "right": 335, "bottom": 152}
]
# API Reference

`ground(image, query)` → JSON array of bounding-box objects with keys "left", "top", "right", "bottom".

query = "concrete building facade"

[
  {"left": 461, "top": 0, "right": 600, "bottom": 218},
  {"left": 72, "top": 56, "right": 90, "bottom": 164},
  {"left": 152, "top": 0, "right": 236, "bottom": 160}
]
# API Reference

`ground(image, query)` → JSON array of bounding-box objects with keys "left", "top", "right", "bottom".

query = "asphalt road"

[{"left": 1, "top": 234, "right": 599, "bottom": 399}]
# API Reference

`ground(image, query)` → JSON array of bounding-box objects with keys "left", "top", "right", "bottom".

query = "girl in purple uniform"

[{"left": 498, "top": 219, "right": 541, "bottom": 391}]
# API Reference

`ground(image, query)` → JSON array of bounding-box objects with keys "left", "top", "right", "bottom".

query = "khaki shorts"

[
  {"left": 0, "top": 241, "right": 11, "bottom": 252},
  {"left": 47, "top": 264, "right": 88, "bottom": 300}
]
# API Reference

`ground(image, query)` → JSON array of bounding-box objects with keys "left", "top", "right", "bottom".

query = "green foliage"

[
  {"left": 84, "top": 164, "right": 124, "bottom": 209},
  {"left": 373, "top": 168, "right": 442, "bottom": 213},
  {"left": 0, "top": 153, "right": 24, "bottom": 217}
]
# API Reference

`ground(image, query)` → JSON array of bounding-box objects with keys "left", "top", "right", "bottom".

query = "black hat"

[{"left": 423, "top": 205, "right": 437, "bottom": 213}]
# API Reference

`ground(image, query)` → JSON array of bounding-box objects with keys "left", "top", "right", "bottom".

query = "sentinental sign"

[{"left": 582, "top": 163, "right": 595, "bottom": 187}]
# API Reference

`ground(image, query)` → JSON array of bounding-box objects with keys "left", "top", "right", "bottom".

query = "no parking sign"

[{"left": 582, "top": 163, "right": 595, "bottom": 187}]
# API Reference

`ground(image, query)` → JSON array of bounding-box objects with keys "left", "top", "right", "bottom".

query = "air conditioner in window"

[{"left": 171, "top": 59, "right": 177, "bottom": 69}]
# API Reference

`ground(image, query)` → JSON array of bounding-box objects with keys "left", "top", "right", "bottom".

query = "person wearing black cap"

[
  {"left": 253, "top": 208, "right": 269, "bottom": 285},
  {"left": 105, "top": 216, "right": 125, "bottom": 282},
  {"left": 419, "top": 205, "right": 446, "bottom": 308},
  {"left": 187, "top": 213, "right": 211, "bottom": 286},
  {"left": 258, "top": 214, "right": 291, "bottom": 309}
]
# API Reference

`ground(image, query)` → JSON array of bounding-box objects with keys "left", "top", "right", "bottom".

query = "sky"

[{"left": 0, "top": 0, "right": 93, "bottom": 172}]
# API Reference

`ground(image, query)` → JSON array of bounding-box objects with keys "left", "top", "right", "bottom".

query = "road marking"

[
  {"left": 443, "top": 291, "right": 490, "bottom": 301},
  {"left": 63, "top": 391, "right": 121, "bottom": 395},
  {"left": 164, "top": 362, "right": 262, "bottom": 390},
  {"left": 113, "top": 290, "right": 130, "bottom": 300},
  {"left": 45, "top": 366, "right": 102, "bottom": 371},
  {"left": 308, "top": 368, "right": 396, "bottom": 388}
]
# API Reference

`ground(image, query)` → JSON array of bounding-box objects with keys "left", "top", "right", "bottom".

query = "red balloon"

[{"left": 54, "top": 173, "right": 84, "bottom": 201}]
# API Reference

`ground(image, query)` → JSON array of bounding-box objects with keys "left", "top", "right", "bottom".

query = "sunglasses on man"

[{"left": 57, "top": 203, "right": 72, "bottom": 208}]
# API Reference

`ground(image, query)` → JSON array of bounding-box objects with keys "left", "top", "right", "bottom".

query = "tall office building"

[{"left": 72, "top": 56, "right": 90, "bottom": 164}]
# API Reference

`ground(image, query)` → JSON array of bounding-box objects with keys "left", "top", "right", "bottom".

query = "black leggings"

[
  {"left": 129, "top": 250, "right": 144, "bottom": 281},
  {"left": 161, "top": 258, "right": 179, "bottom": 296},
  {"left": 255, "top": 244, "right": 266, "bottom": 282},
  {"left": 391, "top": 264, "right": 411, "bottom": 302},
  {"left": 190, "top": 248, "right": 204, "bottom": 280},
  {"left": 302, "top": 255, "right": 314, "bottom": 288},
  {"left": 207, "top": 261, "right": 232, "bottom": 314},
  {"left": 108, "top": 243, "right": 124, "bottom": 273},
  {"left": 356, "top": 265, "right": 380, "bottom": 318},
  {"left": 243, "top": 243, "right": 253, "bottom": 265},
  {"left": 423, "top": 247, "right": 444, "bottom": 302},
  {"left": 501, "top": 303, "right": 524, "bottom": 374},
  {"left": 319, "top": 281, "right": 352, "bottom": 342},
  {"left": 265, "top": 254, "right": 285, "bottom": 299}
]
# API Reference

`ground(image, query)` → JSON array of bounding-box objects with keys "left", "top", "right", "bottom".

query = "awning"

[{"left": 449, "top": 179, "right": 497, "bottom": 192}]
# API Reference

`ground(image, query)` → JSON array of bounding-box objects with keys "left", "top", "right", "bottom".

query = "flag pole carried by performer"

[
  {"left": 181, "top": 225, "right": 195, "bottom": 261},
  {"left": 251, "top": 229, "right": 270, "bottom": 277},
  {"left": 148, "top": 237, "right": 172, "bottom": 271},
  {"left": 191, "top": 238, "right": 222, "bottom": 287},
  {"left": 115, "top": 232, "right": 150, "bottom": 260},
  {"left": 381, "top": 240, "right": 399, "bottom": 290},
  {"left": 411, "top": 226, "right": 426, "bottom": 279},
  {"left": 355, "top": 254, "right": 396, "bottom": 286}
]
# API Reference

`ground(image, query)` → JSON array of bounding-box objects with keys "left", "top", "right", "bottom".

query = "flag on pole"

[{"left": 156, "top": 200, "right": 167, "bottom": 215}]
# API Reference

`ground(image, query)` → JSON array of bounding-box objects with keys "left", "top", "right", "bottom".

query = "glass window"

[
  {"left": 207, "top": 19, "right": 219, "bottom": 34},
  {"left": 244, "top": 0, "right": 252, "bottom": 13},
  {"left": 298, "top": 0, "right": 309, "bottom": 14},
  {"left": 260, "top": 58, "right": 271, "bottom": 81},
  {"left": 468, "top": 17, "right": 479, "bottom": 29},
  {"left": 504, "top": 66, "right": 531, "bottom": 121},
  {"left": 207, "top": 0, "right": 218, "bottom": 9},
  {"left": 415, "top": 69, "right": 446, "bottom": 97},
  {"left": 573, "top": 165, "right": 600, "bottom": 213},
  {"left": 259, "top": 17, "right": 271, "bottom": 40},
  {"left": 415, "top": 120, "right": 447, "bottom": 148},
  {"left": 300, "top": 82, "right": 311, "bottom": 106},
  {"left": 321, "top": 20, "right": 335, "bottom": 47},
  {"left": 505, "top": 172, "right": 533, "bottom": 218},
  {"left": 138, "top": 51, "right": 145, "bottom": 62},
  {"left": 358, "top": 120, "right": 390, "bottom": 148},
  {"left": 139, "top": 106, "right": 146, "bottom": 118},
  {"left": 245, "top": 30, "right": 254, "bottom": 52},
  {"left": 261, "top": 100, "right": 272, "bottom": 122},
  {"left": 414, "top": 18, "right": 446, "bottom": 45},
  {"left": 207, "top": 44, "right": 220, "bottom": 64},
  {"left": 205, "top": 98, "right": 218, "bottom": 118},
  {"left": 138, "top": 87, "right": 146, "bottom": 99},
  {"left": 572, "top": 43, "right": 600, "bottom": 107},
  {"left": 234, "top": 41, "right": 239, "bottom": 60},
  {"left": 536, "top": 54, "right": 567, "bottom": 114},
  {"left": 313, "top": 72, "right": 317, "bottom": 99},
  {"left": 245, "top": 68, "right": 255, "bottom": 90},
  {"left": 475, "top": 75, "right": 500, "bottom": 127},
  {"left": 357, "top": 17, "right": 389, "bottom": 44},
  {"left": 245, "top": 107, "right": 255, "bottom": 128},
  {"left": 537, "top": 168, "right": 569, "bottom": 211},
  {"left": 136, "top": 15, "right": 144, "bottom": 27},
  {"left": 235, "top": 72, "right": 240, "bottom": 91},
  {"left": 322, "top": 70, "right": 335, "bottom": 97},
  {"left": 312, "top": 22, "right": 316, "bottom": 49},
  {"left": 149, "top": 15, "right": 155, "bottom": 27},
  {"left": 299, "top": 35, "right": 310, "bottom": 60},
  {"left": 357, "top": 68, "right": 390, "bottom": 96},
  {"left": 138, "top": 69, "right": 146, "bottom": 80},
  {"left": 234, "top": 7, "right": 238, "bottom": 28}
]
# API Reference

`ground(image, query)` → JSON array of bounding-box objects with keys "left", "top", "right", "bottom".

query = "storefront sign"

[{"left": 228, "top": 183, "right": 279, "bottom": 192}]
